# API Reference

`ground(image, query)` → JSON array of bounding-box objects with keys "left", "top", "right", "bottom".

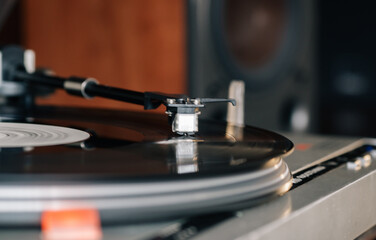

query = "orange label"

[{"left": 41, "top": 208, "right": 102, "bottom": 240}]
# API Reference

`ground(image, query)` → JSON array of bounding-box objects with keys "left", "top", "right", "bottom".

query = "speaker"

[{"left": 188, "top": 0, "right": 316, "bottom": 132}]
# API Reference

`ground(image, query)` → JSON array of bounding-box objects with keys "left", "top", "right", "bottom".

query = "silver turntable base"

[{"left": 1, "top": 134, "right": 375, "bottom": 239}]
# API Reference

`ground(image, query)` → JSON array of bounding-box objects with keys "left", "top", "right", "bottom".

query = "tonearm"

[{"left": 0, "top": 45, "right": 235, "bottom": 135}]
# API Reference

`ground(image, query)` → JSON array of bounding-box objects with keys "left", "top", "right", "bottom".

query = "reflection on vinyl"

[{"left": 0, "top": 106, "right": 293, "bottom": 225}]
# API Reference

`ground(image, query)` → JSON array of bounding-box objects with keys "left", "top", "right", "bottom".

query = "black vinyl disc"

[
  {"left": 0, "top": 106, "right": 293, "bottom": 225},
  {"left": 0, "top": 106, "right": 293, "bottom": 178}
]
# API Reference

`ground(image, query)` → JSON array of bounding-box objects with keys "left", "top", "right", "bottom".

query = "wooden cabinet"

[{"left": 21, "top": 0, "right": 186, "bottom": 110}]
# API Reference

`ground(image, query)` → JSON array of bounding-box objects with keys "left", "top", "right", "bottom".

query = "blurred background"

[{"left": 0, "top": 0, "right": 375, "bottom": 137}]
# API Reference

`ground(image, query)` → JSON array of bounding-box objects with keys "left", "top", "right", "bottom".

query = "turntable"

[{"left": 0, "top": 45, "right": 376, "bottom": 240}]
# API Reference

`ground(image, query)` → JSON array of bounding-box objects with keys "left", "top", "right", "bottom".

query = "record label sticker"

[{"left": 0, "top": 122, "right": 90, "bottom": 148}]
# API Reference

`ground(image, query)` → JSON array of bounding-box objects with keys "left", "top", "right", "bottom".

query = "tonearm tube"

[{"left": 0, "top": 45, "right": 235, "bottom": 135}]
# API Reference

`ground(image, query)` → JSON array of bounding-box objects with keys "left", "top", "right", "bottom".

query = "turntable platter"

[{"left": 0, "top": 106, "right": 293, "bottom": 225}]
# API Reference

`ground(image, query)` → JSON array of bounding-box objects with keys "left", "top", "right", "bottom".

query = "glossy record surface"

[
  {"left": 0, "top": 106, "right": 293, "bottom": 180},
  {"left": 0, "top": 106, "right": 293, "bottom": 225}
]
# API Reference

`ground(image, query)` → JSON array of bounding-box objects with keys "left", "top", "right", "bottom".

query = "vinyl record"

[{"left": 0, "top": 106, "right": 293, "bottom": 225}]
